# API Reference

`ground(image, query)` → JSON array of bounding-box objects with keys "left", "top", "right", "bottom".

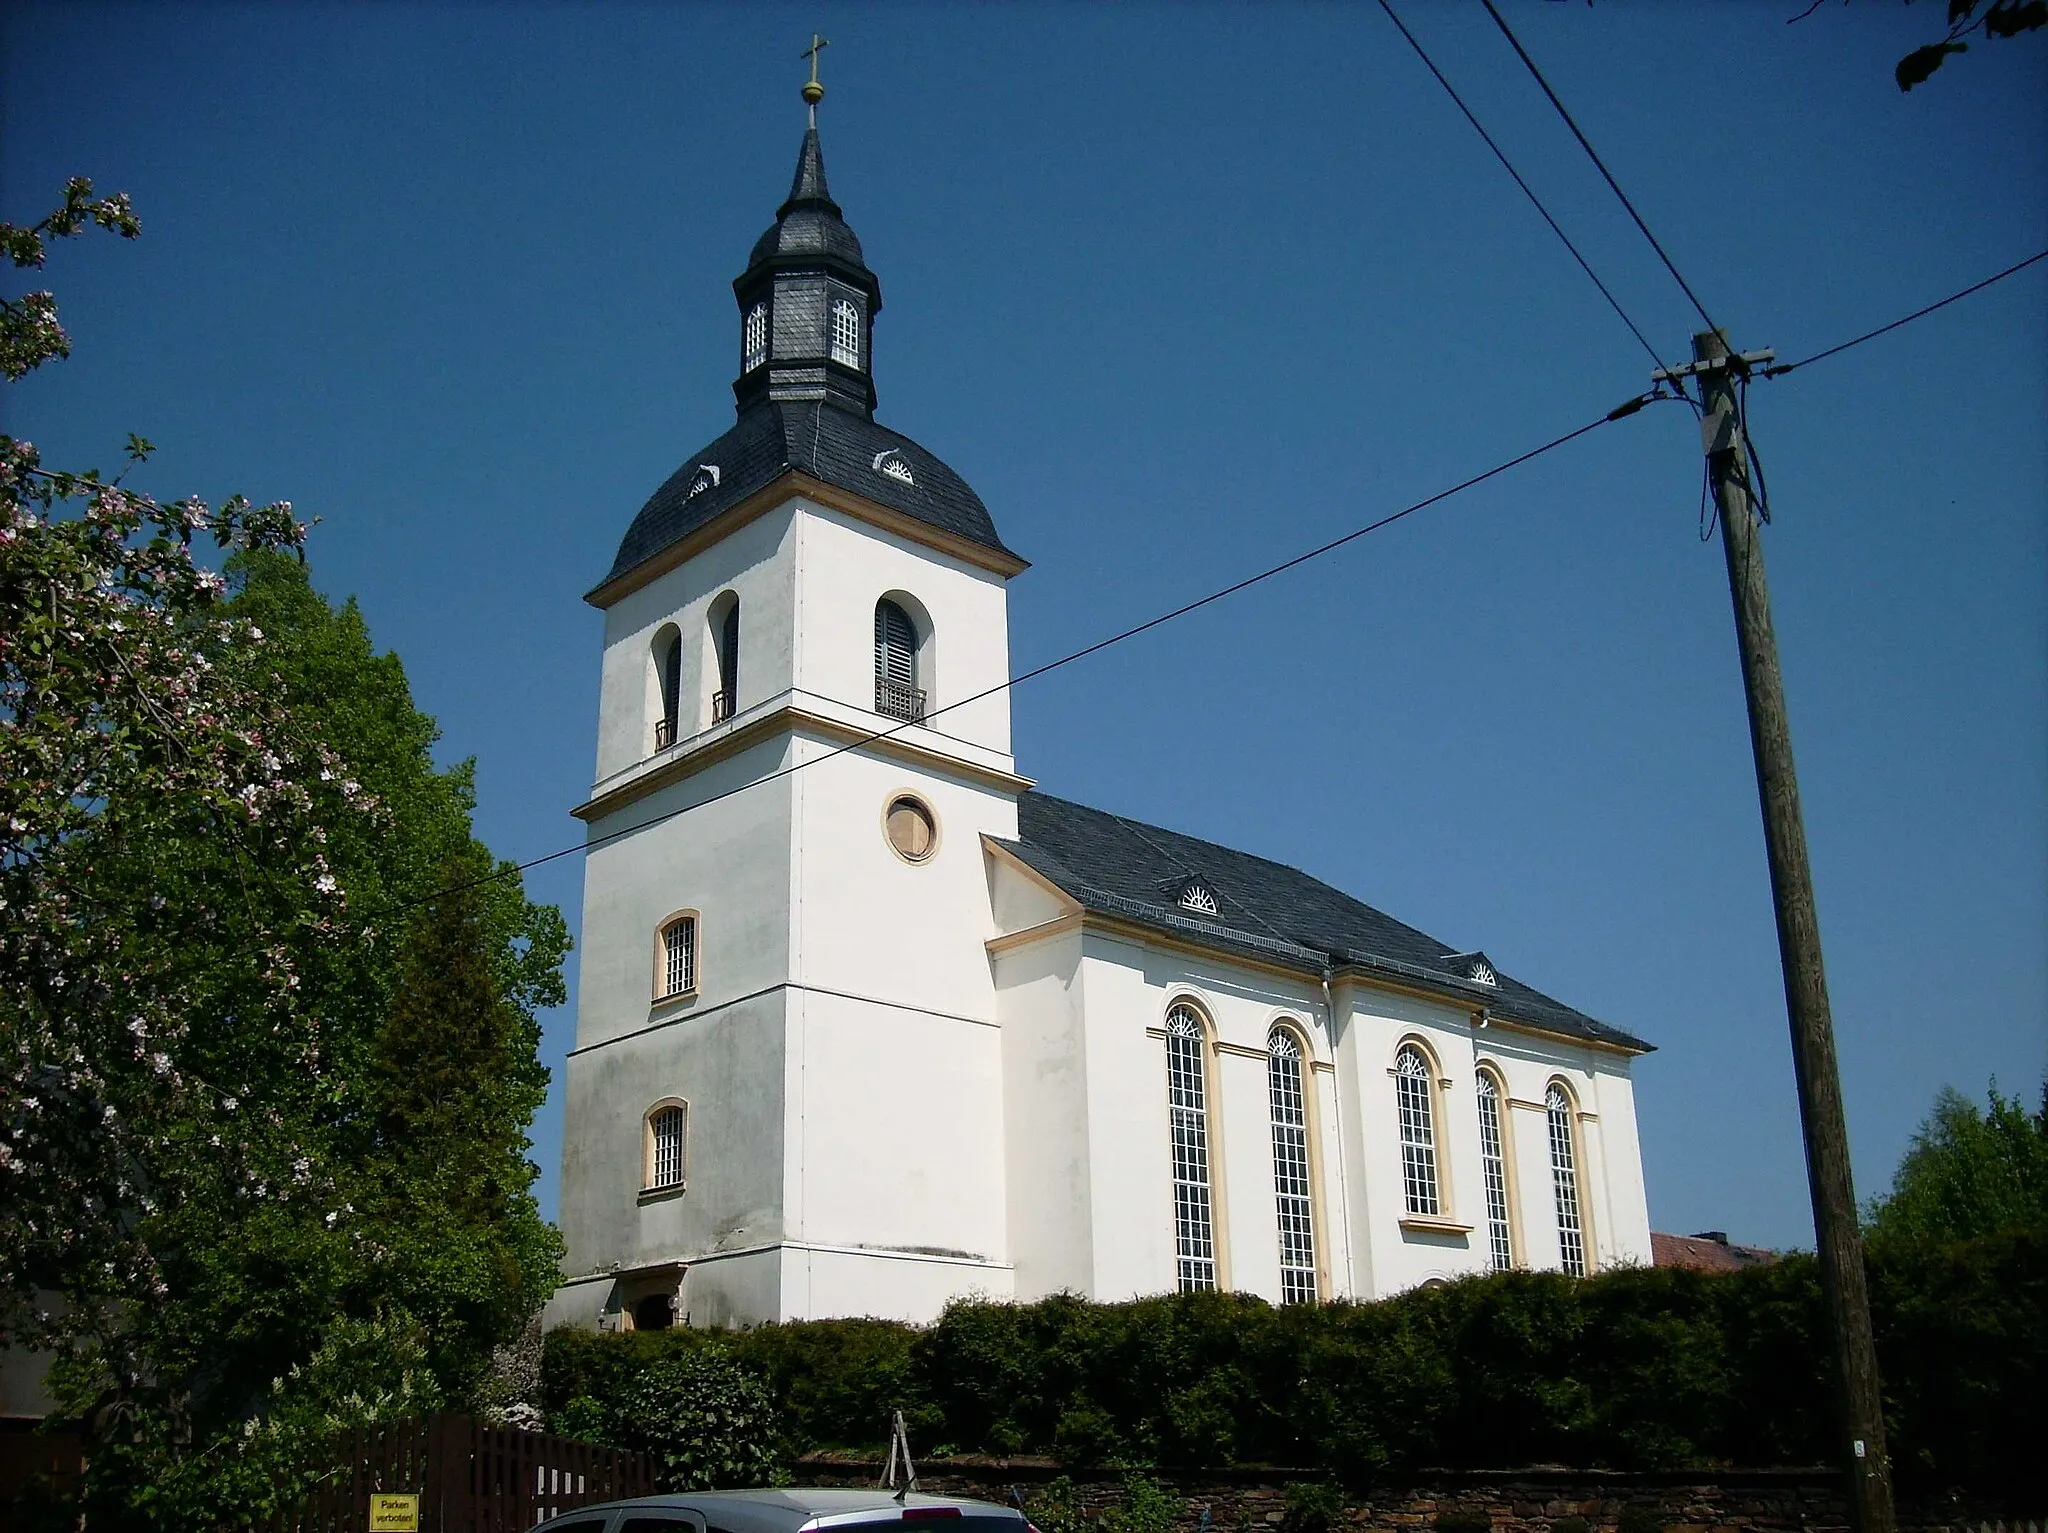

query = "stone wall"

[{"left": 791, "top": 1455, "right": 2038, "bottom": 1533}]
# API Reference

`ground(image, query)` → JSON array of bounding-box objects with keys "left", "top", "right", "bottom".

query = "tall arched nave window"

[
  {"left": 1547, "top": 1082, "right": 1588, "bottom": 1276},
  {"left": 1395, "top": 1044, "right": 1442, "bottom": 1217},
  {"left": 1476, "top": 1069, "right": 1515, "bottom": 1271},
  {"left": 1164, "top": 1004, "right": 1217, "bottom": 1292},
  {"left": 1267, "top": 1028, "right": 1317, "bottom": 1304}
]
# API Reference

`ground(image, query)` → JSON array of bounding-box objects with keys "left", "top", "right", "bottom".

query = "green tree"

[
  {"left": 1864, "top": 1081, "right": 2048, "bottom": 1247},
  {"left": 2, "top": 183, "right": 566, "bottom": 1527}
]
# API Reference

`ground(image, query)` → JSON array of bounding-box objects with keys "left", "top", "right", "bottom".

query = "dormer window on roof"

[
  {"left": 1444, "top": 951, "right": 1498, "bottom": 987},
  {"left": 873, "top": 448, "right": 914, "bottom": 485},
  {"left": 687, "top": 464, "right": 721, "bottom": 499},
  {"left": 1177, "top": 880, "right": 1221, "bottom": 917},
  {"left": 831, "top": 298, "right": 861, "bottom": 368}
]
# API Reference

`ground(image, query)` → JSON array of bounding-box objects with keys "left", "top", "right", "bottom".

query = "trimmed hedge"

[{"left": 542, "top": 1229, "right": 2045, "bottom": 1495}]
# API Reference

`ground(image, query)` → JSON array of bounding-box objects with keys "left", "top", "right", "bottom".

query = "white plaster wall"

[
  {"left": 781, "top": 985, "right": 1008, "bottom": 1268},
  {"left": 1586, "top": 1063, "right": 1653, "bottom": 1268},
  {"left": 991, "top": 923, "right": 1093, "bottom": 1301},
  {"left": 780, "top": 1246, "right": 1013, "bottom": 1324},
  {"left": 592, "top": 503, "right": 800, "bottom": 781},
  {"left": 788, "top": 737, "right": 1017, "bottom": 1019},
  {"left": 573, "top": 738, "right": 797, "bottom": 1053},
  {"left": 1064, "top": 940, "right": 1345, "bottom": 1307},
  {"left": 790, "top": 504, "right": 1014, "bottom": 755}
]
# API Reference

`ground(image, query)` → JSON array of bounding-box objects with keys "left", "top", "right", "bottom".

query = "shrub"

[
  {"left": 616, "top": 1350, "right": 783, "bottom": 1491},
  {"left": 1281, "top": 1480, "right": 1348, "bottom": 1533},
  {"left": 538, "top": 1229, "right": 2043, "bottom": 1488}
]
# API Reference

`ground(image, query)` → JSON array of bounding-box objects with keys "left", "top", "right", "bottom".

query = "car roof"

[{"left": 545, "top": 1487, "right": 1025, "bottom": 1533}]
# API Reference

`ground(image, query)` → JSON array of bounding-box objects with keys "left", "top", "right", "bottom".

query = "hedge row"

[{"left": 541, "top": 1228, "right": 2045, "bottom": 1496}]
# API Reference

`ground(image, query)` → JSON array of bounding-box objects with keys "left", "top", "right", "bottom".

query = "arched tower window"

[
  {"left": 1395, "top": 1044, "right": 1442, "bottom": 1217},
  {"left": 657, "top": 914, "right": 696, "bottom": 1000},
  {"left": 643, "top": 1099, "right": 688, "bottom": 1193},
  {"left": 715, "top": 600, "right": 740, "bottom": 723},
  {"left": 1476, "top": 1070, "right": 1515, "bottom": 1271},
  {"left": 653, "top": 626, "right": 682, "bottom": 751},
  {"left": 830, "top": 297, "right": 861, "bottom": 368},
  {"left": 1267, "top": 1028, "right": 1317, "bottom": 1304},
  {"left": 1547, "top": 1083, "right": 1588, "bottom": 1276},
  {"left": 1165, "top": 1004, "right": 1217, "bottom": 1292},
  {"left": 742, "top": 301, "right": 768, "bottom": 373},
  {"left": 873, "top": 599, "right": 923, "bottom": 721}
]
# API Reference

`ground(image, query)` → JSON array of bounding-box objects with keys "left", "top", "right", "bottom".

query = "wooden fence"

[{"left": 276, "top": 1413, "right": 656, "bottom": 1532}]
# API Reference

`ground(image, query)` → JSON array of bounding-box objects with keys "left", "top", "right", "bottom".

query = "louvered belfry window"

[
  {"left": 657, "top": 630, "right": 681, "bottom": 748},
  {"left": 1165, "top": 1005, "right": 1218, "bottom": 1292},
  {"left": 647, "top": 1104, "right": 686, "bottom": 1191},
  {"left": 873, "top": 599, "right": 921, "bottom": 720},
  {"left": 1395, "top": 1045, "right": 1442, "bottom": 1216},
  {"left": 1548, "top": 1084, "right": 1587, "bottom": 1276},
  {"left": 1477, "top": 1071, "right": 1514, "bottom": 1271},
  {"left": 1267, "top": 1030, "right": 1317, "bottom": 1304},
  {"left": 660, "top": 916, "right": 695, "bottom": 999},
  {"left": 743, "top": 302, "right": 768, "bottom": 372},
  {"left": 831, "top": 298, "right": 860, "bottom": 367},
  {"left": 717, "top": 601, "right": 740, "bottom": 718}
]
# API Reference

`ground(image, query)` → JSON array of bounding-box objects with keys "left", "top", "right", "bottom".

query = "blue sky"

[{"left": 6, "top": 2, "right": 2043, "bottom": 1253}]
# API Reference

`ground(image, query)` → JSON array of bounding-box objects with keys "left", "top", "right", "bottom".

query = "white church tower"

[{"left": 548, "top": 93, "right": 1033, "bottom": 1332}]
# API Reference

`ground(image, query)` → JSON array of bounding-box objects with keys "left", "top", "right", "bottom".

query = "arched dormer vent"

[
  {"left": 1445, "top": 950, "right": 1498, "bottom": 987},
  {"left": 687, "top": 463, "right": 722, "bottom": 499},
  {"left": 1175, "top": 878, "right": 1221, "bottom": 917},
  {"left": 872, "top": 448, "right": 915, "bottom": 485}
]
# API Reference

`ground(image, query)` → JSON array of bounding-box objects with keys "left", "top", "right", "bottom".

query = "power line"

[
  {"left": 400, "top": 392, "right": 1663, "bottom": 915},
  {"left": 1762, "top": 248, "right": 2048, "bottom": 379},
  {"left": 1373, "top": 0, "right": 1675, "bottom": 376},
  {"left": 1478, "top": 0, "right": 1725, "bottom": 339}
]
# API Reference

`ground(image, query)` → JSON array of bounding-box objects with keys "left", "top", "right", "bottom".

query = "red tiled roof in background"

[{"left": 1651, "top": 1230, "right": 1779, "bottom": 1272}]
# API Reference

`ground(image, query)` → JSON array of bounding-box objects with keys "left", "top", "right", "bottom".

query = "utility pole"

[{"left": 1664, "top": 329, "right": 1896, "bottom": 1533}]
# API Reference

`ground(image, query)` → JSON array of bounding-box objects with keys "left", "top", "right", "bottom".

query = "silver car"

[{"left": 535, "top": 1487, "right": 1033, "bottom": 1533}]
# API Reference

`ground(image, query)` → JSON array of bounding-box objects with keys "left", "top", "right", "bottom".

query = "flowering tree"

[{"left": 2, "top": 183, "right": 565, "bottom": 1525}]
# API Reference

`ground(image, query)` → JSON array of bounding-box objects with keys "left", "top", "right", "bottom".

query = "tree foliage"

[
  {"left": 557, "top": 1350, "right": 784, "bottom": 1491},
  {"left": 1892, "top": 0, "right": 2046, "bottom": 90},
  {"left": 1, "top": 183, "right": 565, "bottom": 1527},
  {"left": 1864, "top": 1080, "right": 2048, "bottom": 1247}
]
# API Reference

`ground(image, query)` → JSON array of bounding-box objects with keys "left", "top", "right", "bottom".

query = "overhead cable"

[
  {"left": 1477, "top": 0, "right": 1725, "bottom": 338},
  {"left": 1762, "top": 248, "right": 2048, "bottom": 378},
  {"left": 1373, "top": 0, "right": 1675, "bottom": 376},
  {"left": 397, "top": 393, "right": 1664, "bottom": 914}
]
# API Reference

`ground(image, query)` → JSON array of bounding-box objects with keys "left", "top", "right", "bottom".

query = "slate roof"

[
  {"left": 748, "top": 127, "right": 869, "bottom": 272},
  {"left": 598, "top": 400, "right": 1022, "bottom": 594},
  {"left": 1002, "top": 791, "right": 1649, "bottom": 1053}
]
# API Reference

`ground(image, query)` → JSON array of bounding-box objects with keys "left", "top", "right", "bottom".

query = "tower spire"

[{"left": 800, "top": 33, "right": 828, "bottom": 128}]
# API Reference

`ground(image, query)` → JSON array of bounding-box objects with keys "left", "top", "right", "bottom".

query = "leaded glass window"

[
  {"left": 647, "top": 1103, "right": 686, "bottom": 1191},
  {"left": 743, "top": 302, "right": 768, "bottom": 372},
  {"left": 1395, "top": 1044, "right": 1441, "bottom": 1216},
  {"left": 1268, "top": 1030, "right": 1317, "bottom": 1304},
  {"left": 1166, "top": 1005, "right": 1217, "bottom": 1292},
  {"left": 660, "top": 916, "right": 695, "bottom": 999},
  {"left": 830, "top": 298, "right": 860, "bottom": 367},
  {"left": 1548, "top": 1083, "right": 1587, "bottom": 1276},
  {"left": 1477, "top": 1071, "right": 1513, "bottom": 1270}
]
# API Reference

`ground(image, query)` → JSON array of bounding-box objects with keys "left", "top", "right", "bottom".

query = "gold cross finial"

[{"left": 800, "top": 33, "right": 829, "bottom": 123}]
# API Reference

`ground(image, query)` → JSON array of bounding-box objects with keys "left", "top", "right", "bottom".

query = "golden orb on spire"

[{"left": 800, "top": 33, "right": 828, "bottom": 110}]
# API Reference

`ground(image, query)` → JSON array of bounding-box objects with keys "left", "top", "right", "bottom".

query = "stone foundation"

[{"left": 791, "top": 1456, "right": 2038, "bottom": 1533}]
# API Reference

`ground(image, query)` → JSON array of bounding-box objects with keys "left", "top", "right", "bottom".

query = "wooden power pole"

[{"left": 1673, "top": 328, "right": 1896, "bottom": 1533}]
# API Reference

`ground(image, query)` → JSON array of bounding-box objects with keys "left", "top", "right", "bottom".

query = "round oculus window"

[{"left": 885, "top": 795, "right": 937, "bottom": 862}]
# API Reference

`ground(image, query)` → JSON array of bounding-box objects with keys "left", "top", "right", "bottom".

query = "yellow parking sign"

[{"left": 369, "top": 1492, "right": 420, "bottom": 1531}]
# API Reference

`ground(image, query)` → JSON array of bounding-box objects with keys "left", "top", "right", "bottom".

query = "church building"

[{"left": 546, "top": 88, "right": 1654, "bottom": 1334}]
